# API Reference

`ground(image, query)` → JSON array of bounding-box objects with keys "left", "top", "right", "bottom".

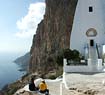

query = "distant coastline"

[{"left": 14, "top": 52, "right": 30, "bottom": 72}]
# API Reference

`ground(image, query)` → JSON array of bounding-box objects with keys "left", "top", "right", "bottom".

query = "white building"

[{"left": 64, "top": 0, "right": 105, "bottom": 72}]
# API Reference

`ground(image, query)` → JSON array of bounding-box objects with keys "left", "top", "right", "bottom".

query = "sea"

[{"left": 0, "top": 52, "right": 26, "bottom": 89}]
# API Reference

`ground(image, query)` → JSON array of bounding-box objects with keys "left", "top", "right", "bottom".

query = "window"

[
  {"left": 89, "top": 6, "right": 93, "bottom": 12},
  {"left": 86, "top": 28, "right": 97, "bottom": 37}
]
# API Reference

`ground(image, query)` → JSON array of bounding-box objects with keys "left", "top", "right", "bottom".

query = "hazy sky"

[{"left": 0, "top": 0, "right": 45, "bottom": 55}]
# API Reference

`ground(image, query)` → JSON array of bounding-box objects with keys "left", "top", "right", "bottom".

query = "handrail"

[{"left": 96, "top": 43, "right": 100, "bottom": 58}]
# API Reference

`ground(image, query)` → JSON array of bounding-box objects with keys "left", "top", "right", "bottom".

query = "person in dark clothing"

[{"left": 29, "top": 77, "right": 38, "bottom": 91}]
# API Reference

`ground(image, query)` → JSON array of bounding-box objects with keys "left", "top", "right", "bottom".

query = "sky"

[{"left": 0, "top": 0, "right": 45, "bottom": 55}]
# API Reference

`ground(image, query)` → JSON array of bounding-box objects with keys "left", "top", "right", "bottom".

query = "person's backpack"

[{"left": 29, "top": 83, "right": 35, "bottom": 91}]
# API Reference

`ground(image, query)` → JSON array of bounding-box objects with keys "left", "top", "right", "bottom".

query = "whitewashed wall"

[
  {"left": 63, "top": 59, "right": 103, "bottom": 73},
  {"left": 70, "top": 0, "right": 105, "bottom": 56}
]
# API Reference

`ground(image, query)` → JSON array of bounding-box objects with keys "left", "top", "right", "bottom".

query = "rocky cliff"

[
  {"left": 14, "top": 52, "right": 30, "bottom": 71},
  {"left": 29, "top": 0, "right": 78, "bottom": 76}
]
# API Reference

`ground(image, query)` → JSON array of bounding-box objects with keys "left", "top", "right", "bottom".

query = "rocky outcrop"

[
  {"left": 14, "top": 52, "right": 30, "bottom": 71},
  {"left": 29, "top": 0, "right": 78, "bottom": 76}
]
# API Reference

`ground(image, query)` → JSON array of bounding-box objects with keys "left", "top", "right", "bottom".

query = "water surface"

[{"left": 0, "top": 53, "right": 26, "bottom": 89}]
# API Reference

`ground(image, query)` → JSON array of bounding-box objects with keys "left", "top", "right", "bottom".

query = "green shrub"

[
  {"left": 48, "top": 75, "right": 56, "bottom": 79},
  {"left": 63, "top": 48, "right": 72, "bottom": 60},
  {"left": 56, "top": 48, "right": 80, "bottom": 66},
  {"left": 64, "top": 48, "right": 80, "bottom": 61}
]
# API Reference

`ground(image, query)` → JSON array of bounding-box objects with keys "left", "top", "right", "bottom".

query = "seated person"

[
  {"left": 39, "top": 80, "right": 49, "bottom": 95},
  {"left": 29, "top": 77, "right": 38, "bottom": 91}
]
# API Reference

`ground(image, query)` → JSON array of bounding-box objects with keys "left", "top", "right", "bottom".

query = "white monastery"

[{"left": 64, "top": 0, "right": 105, "bottom": 72}]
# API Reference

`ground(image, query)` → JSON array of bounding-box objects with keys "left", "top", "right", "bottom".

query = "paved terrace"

[{"left": 63, "top": 72, "right": 105, "bottom": 95}]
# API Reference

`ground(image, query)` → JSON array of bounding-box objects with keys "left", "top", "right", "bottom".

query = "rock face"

[{"left": 29, "top": 0, "right": 78, "bottom": 75}]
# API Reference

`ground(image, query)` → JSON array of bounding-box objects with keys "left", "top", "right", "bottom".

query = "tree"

[
  {"left": 72, "top": 49, "right": 80, "bottom": 61},
  {"left": 63, "top": 48, "right": 72, "bottom": 60},
  {"left": 63, "top": 48, "right": 80, "bottom": 60},
  {"left": 56, "top": 48, "right": 80, "bottom": 66}
]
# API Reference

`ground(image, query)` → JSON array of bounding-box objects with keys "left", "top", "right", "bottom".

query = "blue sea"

[{"left": 0, "top": 52, "right": 26, "bottom": 89}]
